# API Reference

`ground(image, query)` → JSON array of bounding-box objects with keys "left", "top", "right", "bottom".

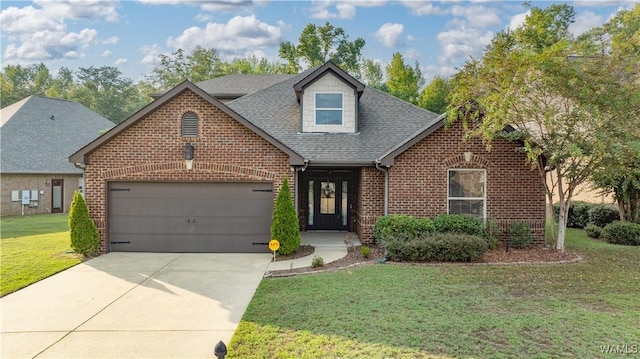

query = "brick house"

[
  {"left": 1, "top": 95, "right": 113, "bottom": 216},
  {"left": 70, "top": 62, "right": 545, "bottom": 253}
]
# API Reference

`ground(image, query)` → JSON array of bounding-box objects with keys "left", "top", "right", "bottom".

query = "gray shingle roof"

[
  {"left": 226, "top": 70, "right": 441, "bottom": 165},
  {"left": 1, "top": 96, "right": 114, "bottom": 174},
  {"left": 151, "top": 74, "right": 295, "bottom": 99}
]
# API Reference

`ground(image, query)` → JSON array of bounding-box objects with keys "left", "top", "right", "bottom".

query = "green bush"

[
  {"left": 433, "top": 214, "right": 483, "bottom": 236},
  {"left": 506, "top": 221, "right": 532, "bottom": 248},
  {"left": 359, "top": 245, "right": 370, "bottom": 258},
  {"left": 373, "top": 215, "right": 434, "bottom": 240},
  {"left": 311, "top": 256, "right": 324, "bottom": 267},
  {"left": 553, "top": 201, "right": 592, "bottom": 229},
  {"left": 584, "top": 224, "right": 603, "bottom": 239},
  {"left": 271, "top": 178, "right": 300, "bottom": 256},
  {"left": 602, "top": 221, "right": 640, "bottom": 246},
  {"left": 483, "top": 219, "right": 501, "bottom": 250},
  {"left": 587, "top": 205, "right": 620, "bottom": 227},
  {"left": 382, "top": 232, "right": 488, "bottom": 262},
  {"left": 68, "top": 190, "right": 99, "bottom": 257}
]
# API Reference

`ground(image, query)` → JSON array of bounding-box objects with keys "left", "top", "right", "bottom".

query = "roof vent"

[{"left": 50, "top": 115, "right": 55, "bottom": 120}]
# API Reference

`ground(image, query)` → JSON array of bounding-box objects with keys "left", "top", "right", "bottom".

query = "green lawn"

[
  {"left": 1, "top": 214, "right": 82, "bottom": 296},
  {"left": 230, "top": 228, "right": 640, "bottom": 358}
]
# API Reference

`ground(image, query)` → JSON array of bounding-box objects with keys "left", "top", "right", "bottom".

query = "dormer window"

[{"left": 315, "top": 93, "right": 343, "bottom": 125}]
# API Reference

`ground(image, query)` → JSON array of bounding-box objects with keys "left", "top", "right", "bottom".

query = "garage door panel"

[{"left": 108, "top": 181, "right": 274, "bottom": 253}]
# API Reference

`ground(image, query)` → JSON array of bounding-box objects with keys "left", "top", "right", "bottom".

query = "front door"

[
  {"left": 51, "top": 179, "right": 63, "bottom": 213},
  {"left": 307, "top": 177, "right": 349, "bottom": 230}
]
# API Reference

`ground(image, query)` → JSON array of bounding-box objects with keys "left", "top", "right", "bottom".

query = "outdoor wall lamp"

[{"left": 184, "top": 143, "right": 194, "bottom": 170}]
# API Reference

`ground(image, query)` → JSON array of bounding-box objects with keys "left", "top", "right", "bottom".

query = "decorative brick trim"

[
  {"left": 444, "top": 153, "right": 492, "bottom": 169},
  {"left": 103, "top": 161, "right": 278, "bottom": 181}
]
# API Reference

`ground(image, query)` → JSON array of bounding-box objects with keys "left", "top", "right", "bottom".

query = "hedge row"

[
  {"left": 553, "top": 201, "right": 619, "bottom": 229},
  {"left": 383, "top": 232, "right": 489, "bottom": 262}
]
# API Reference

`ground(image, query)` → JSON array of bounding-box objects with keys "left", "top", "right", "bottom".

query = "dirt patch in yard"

[{"left": 266, "top": 244, "right": 582, "bottom": 277}]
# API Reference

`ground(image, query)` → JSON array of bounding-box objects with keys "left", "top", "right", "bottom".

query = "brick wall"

[
  {"left": 82, "top": 90, "right": 292, "bottom": 252},
  {"left": 356, "top": 167, "right": 385, "bottom": 243},
  {"left": 1, "top": 174, "right": 81, "bottom": 216},
  {"left": 387, "top": 122, "right": 547, "bottom": 243}
]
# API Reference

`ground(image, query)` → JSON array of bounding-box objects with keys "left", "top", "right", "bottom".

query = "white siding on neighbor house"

[{"left": 302, "top": 73, "right": 356, "bottom": 133}]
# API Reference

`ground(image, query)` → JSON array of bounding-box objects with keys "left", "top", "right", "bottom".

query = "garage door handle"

[{"left": 187, "top": 218, "right": 196, "bottom": 223}]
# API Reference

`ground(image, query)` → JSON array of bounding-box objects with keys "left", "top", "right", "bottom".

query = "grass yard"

[
  {"left": 1, "top": 214, "right": 82, "bottom": 296},
  {"left": 230, "top": 228, "right": 640, "bottom": 358}
]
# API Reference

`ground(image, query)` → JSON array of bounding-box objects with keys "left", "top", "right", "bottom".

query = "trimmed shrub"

[
  {"left": 68, "top": 190, "right": 99, "bottom": 257},
  {"left": 506, "top": 221, "right": 532, "bottom": 248},
  {"left": 584, "top": 224, "right": 603, "bottom": 239},
  {"left": 382, "top": 232, "right": 488, "bottom": 262},
  {"left": 311, "top": 256, "right": 324, "bottom": 267},
  {"left": 271, "top": 178, "right": 300, "bottom": 256},
  {"left": 373, "top": 215, "right": 434, "bottom": 240},
  {"left": 602, "top": 221, "right": 640, "bottom": 246},
  {"left": 587, "top": 205, "right": 620, "bottom": 228},
  {"left": 433, "top": 214, "right": 483, "bottom": 236},
  {"left": 359, "top": 245, "right": 370, "bottom": 258}
]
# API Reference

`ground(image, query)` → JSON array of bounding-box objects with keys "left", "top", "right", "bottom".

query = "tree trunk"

[
  {"left": 546, "top": 193, "right": 556, "bottom": 247},
  {"left": 556, "top": 199, "right": 570, "bottom": 251}
]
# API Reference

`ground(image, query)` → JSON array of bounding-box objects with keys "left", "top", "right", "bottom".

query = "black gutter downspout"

[{"left": 374, "top": 160, "right": 389, "bottom": 216}]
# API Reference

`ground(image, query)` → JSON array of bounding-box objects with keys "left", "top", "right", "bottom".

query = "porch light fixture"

[
  {"left": 184, "top": 143, "right": 194, "bottom": 170},
  {"left": 464, "top": 151, "right": 473, "bottom": 162}
]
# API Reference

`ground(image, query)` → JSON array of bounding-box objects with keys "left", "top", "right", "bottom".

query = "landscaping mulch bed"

[{"left": 266, "top": 244, "right": 582, "bottom": 277}]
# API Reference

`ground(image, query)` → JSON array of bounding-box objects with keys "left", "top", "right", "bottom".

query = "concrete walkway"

[
  {"left": 266, "top": 231, "right": 359, "bottom": 272},
  {"left": 0, "top": 253, "right": 272, "bottom": 358},
  {"left": 0, "top": 232, "right": 355, "bottom": 358}
]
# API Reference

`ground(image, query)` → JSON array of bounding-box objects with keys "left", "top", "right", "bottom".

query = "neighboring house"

[
  {"left": 1, "top": 95, "right": 113, "bottom": 216},
  {"left": 70, "top": 62, "right": 546, "bottom": 253}
]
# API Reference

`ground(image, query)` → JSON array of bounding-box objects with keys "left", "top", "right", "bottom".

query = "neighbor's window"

[
  {"left": 181, "top": 112, "right": 198, "bottom": 137},
  {"left": 315, "top": 93, "right": 343, "bottom": 125},
  {"left": 448, "top": 169, "right": 486, "bottom": 220}
]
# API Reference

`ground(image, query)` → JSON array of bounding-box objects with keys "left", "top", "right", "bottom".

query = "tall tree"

[
  {"left": 75, "top": 66, "right": 145, "bottom": 123},
  {"left": 447, "top": 4, "right": 637, "bottom": 250},
  {"left": 1, "top": 63, "right": 53, "bottom": 106},
  {"left": 581, "top": 4, "right": 640, "bottom": 223},
  {"left": 385, "top": 52, "right": 423, "bottom": 105},
  {"left": 278, "top": 22, "right": 365, "bottom": 75},
  {"left": 360, "top": 59, "right": 386, "bottom": 91},
  {"left": 145, "top": 46, "right": 223, "bottom": 91},
  {"left": 418, "top": 76, "right": 450, "bottom": 114}
]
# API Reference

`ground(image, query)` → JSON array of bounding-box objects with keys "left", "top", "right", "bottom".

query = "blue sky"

[{"left": 0, "top": 1, "right": 635, "bottom": 83}]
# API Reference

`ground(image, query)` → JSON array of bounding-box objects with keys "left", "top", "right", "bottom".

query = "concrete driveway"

[{"left": 1, "top": 252, "right": 272, "bottom": 358}]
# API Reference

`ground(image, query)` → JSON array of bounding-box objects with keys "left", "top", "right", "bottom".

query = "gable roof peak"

[{"left": 293, "top": 61, "right": 364, "bottom": 100}]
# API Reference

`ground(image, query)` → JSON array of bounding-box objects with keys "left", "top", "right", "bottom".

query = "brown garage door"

[{"left": 108, "top": 181, "right": 273, "bottom": 253}]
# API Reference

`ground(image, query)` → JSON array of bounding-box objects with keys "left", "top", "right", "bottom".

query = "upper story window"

[
  {"left": 315, "top": 93, "right": 343, "bottom": 125},
  {"left": 181, "top": 112, "right": 198, "bottom": 137},
  {"left": 448, "top": 169, "right": 486, "bottom": 221}
]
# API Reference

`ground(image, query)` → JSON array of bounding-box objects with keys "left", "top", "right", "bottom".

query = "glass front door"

[
  {"left": 51, "top": 179, "right": 63, "bottom": 213},
  {"left": 308, "top": 178, "right": 348, "bottom": 230}
]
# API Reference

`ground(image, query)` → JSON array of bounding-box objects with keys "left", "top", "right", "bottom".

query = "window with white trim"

[
  {"left": 315, "top": 92, "right": 343, "bottom": 125},
  {"left": 181, "top": 112, "right": 198, "bottom": 137},
  {"left": 448, "top": 169, "right": 486, "bottom": 220}
]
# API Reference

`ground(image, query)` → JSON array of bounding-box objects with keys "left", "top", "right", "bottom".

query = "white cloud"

[
  {"left": 404, "top": 48, "right": 420, "bottom": 61},
  {"left": 137, "top": 0, "right": 255, "bottom": 12},
  {"left": 166, "top": 15, "right": 281, "bottom": 59},
  {"left": 310, "top": 0, "right": 387, "bottom": 20},
  {"left": 375, "top": 23, "right": 404, "bottom": 47},
  {"left": 400, "top": 1, "right": 446, "bottom": 16},
  {"left": 195, "top": 13, "right": 212, "bottom": 22},
  {"left": 0, "top": 6, "right": 64, "bottom": 33},
  {"left": 450, "top": 5, "right": 501, "bottom": 28},
  {"left": 33, "top": 0, "right": 120, "bottom": 22},
  {"left": 569, "top": 11, "right": 604, "bottom": 37},
  {"left": 103, "top": 36, "right": 119, "bottom": 45},
  {"left": 102, "top": 50, "right": 112, "bottom": 57},
  {"left": 436, "top": 19, "right": 493, "bottom": 68},
  {"left": 114, "top": 58, "right": 128, "bottom": 65},
  {"left": 407, "top": 35, "right": 416, "bottom": 42},
  {"left": 139, "top": 44, "right": 165, "bottom": 66},
  {"left": 3, "top": 28, "right": 97, "bottom": 62},
  {"left": 507, "top": 10, "right": 530, "bottom": 31}
]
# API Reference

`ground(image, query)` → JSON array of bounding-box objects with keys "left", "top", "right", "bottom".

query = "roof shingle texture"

[
  {"left": 224, "top": 71, "right": 441, "bottom": 164},
  {"left": 1, "top": 96, "right": 114, "bottom": 173}
]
